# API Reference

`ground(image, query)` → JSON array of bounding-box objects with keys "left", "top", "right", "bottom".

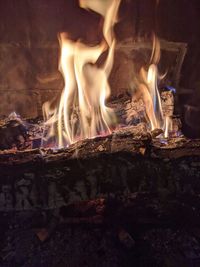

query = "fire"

[
  {"left": 43, "top": 0, "right": 121, "bottom": 147},
  {"left": 146, "top": 63, "right": 164, "bottom": 130},
  {"left": 138, "top": 63, "right": 163, "bottom": 131},
  {"left": 43, "top": 1, "right": 173, "bottom": 148},
  {"left": 137, "top": 36, "right": 173, "bottom": 137}
]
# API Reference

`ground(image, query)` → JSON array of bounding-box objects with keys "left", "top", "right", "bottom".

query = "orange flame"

[{"left": 43, "top": 0, "right": 121, "bottom": 147}]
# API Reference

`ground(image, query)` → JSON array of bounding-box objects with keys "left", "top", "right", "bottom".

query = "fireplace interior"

[{"left": 0, "top": 0, "right": 200, "bottom": 266}]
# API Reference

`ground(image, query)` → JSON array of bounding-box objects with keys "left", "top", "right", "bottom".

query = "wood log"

[
  {"left": 0, "top": 124, "right": 200, "bottom": 212},
  {"left": 0, "top": 126, "right": 200, "bottom": 167},
  {"left": 0, "top": 119, "right": 28, "bottom": 150}
]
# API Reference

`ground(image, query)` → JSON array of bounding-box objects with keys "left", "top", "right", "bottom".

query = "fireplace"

[{"left": 1, "top": 1, "right": 200, "bottom": 266}]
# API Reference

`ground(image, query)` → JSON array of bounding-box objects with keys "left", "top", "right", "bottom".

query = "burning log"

[
  {"left": 0, "top": 87, "right": 179, "bottom": 153},
  {"left": 0, "top": 123, "right": 151, "bottom": 166},
  {"left": 0, "top": 121, "right": 199, "bottom": 166},
  {"left": 0, "top": 122, "right": 200, "bottom": 213}
]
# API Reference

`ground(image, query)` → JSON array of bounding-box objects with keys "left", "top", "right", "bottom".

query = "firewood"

[{"left": 0, "top": 119, "right": 28, "bottom": 150}]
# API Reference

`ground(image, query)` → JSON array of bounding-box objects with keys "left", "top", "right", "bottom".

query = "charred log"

[
  {"left": 0, "top": 124, "right": 199, "bottom": 212},
  {"left": 0, "top": 119, "right": 28, "bottom": 150}
]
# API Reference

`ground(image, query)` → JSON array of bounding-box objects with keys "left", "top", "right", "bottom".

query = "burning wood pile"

[
  {"left": 0, "top": 88, "right": 178, "bottom": 151},
  {"left": 0, "top": 0, "right": 199, "bottom": 215},
  {"left": 1, "top": 0, "right": 199, "bottom": 216},
  {"left": 0, "top": 1, "right": 187, "bottom": 153}
]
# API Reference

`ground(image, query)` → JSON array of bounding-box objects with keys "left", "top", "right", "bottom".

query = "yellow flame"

[
  {"left": 147, "top": 63, "right": 163, "bottom": 130},
  {"left": 43, "top": 0, "right": 121, "bottom": 147},
  {"left": 138, "top": 36, "right": 172, "bottom": 137}
]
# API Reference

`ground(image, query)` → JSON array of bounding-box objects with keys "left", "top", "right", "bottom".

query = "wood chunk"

[{"left": 0, "top": 119, "right": 28, "bottom": 150}]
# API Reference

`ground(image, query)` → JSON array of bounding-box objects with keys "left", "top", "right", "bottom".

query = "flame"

[
  {"left": 43, "top": 0, "right": 121, "bottom": 147},
  {"left": 137, "top": 36, "right": 173, "bottom": 137},
  {"left": 164, "top": 116, "right": 173, "bottom": 138},
  {"left": 146, "top": 63, "right": 164, "bottom": 130},
  {"left": 43, "top": 0, "right": 173, "bottom": 146}
]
